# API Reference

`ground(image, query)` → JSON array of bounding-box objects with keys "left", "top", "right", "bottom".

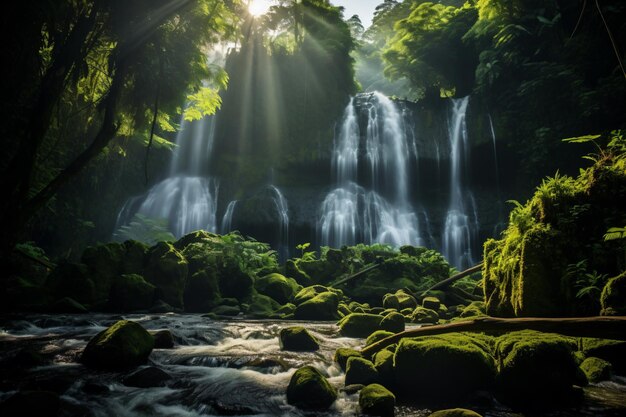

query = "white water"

[
  {"left": 221, "top": 200, "right": 238, "bottom": 233},
  {"left": 268, "top": 185, "right": 290, "bottom": 260},
  {"left": 319, "top": 92, "right": 422, "bottom": 248},
  {"left": 115, "top": 116, "right": 221, "bottom": 238},
  {"left": 442, "top": 97, "right": 477, "bottom": 270}
]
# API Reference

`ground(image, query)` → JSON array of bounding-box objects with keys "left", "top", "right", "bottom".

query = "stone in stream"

[
  {"left": 358, "top": 383, "right": 395, "bottom": 417},
  {"left": 279, "top": 327, "right": 319, "bottom": 351},
  {"left": 366, "top": 330, "right": 394, "bottom": 347},
  {"left": 428, "top": 409, "right": 483, "bottom": 417},
  {"left": 286, "top": 366, "right": 337, "bottom": 410},
  {"left": 345, "top": 357, "right": 379, "bottom": 386},
  {"left": 293, "top": 291, "right": 340, "bottom": 320},
  {"left": 122, "top": 366, "right": 172, "bottom": 388},
  {"left": 334, "top": 347, "right": 363, "bottom": 371},
  {"left": 379, "top": 311, "right": 405, "bottom": 333},
  {"left": 580, "top": 357, "right": 612, "bottom": 383},
  {"left": 151, "top": 329, "right": 175, "bottom": 349},
  {"left": 338, "top": 313, "right": 382, "bottom": 337},
  {"left": 255, "top": 273, "right": 301, "bottom": 304},
  {"left": 81, "top": 320, "right": 154, "bottom": 370}
]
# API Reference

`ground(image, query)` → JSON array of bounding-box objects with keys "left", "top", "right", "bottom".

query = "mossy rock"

[
  {"left": 296, "top": 259, "right": 339, "bottom": 284},
  {"left": 173, "top": 230, "right": 220, "bottom": 250},
  {"left": 394, "top": 289, "right": 418, "bottom": 310},
  {"left": 81, "top": 320, "right": 154, "bottom": 370},
  {"left": 334, "top": 348, "right": 363, "bottom": 371},
  {"left": 600, "top": 271, "right": 626, "bottom": 315},
  {"left": 279, "top": 327, "right": 319, "bottom": 351},
  {"left": 338, "top": 313, "right": 383, "bottom": 338},
  {"left": 50, "top": 297, "right": 88, "bottom": 313},
  {"left": 294, "top": 285, "right": 341, "bottom": 304},
  {"left": 346, "top": 356, "right": 379, "bottom": 386},
  {"left": 121, "top": 240, "right": 148, "bottom": 275},
  {"left": 380, "top": 312, "right": 405, "bottom": 333},
  {"left": 366, "top": 330, "right": 394, "bottom": 347},
  {"left": 286, "top": 366, "right": 337, "bottom": 410},
  {"left": 181, "top": 242, "right": 220, "bottom": 276},
  {"left": 217, "top": 259, "right": 254, "bottom": 301},
  {"left": 359, "top": 383, "right": 395, "bottom": 417},
  {"left": 382, "top": 294, "right": 400, "bottom": 310},
  {"left": 2, "top": 276, "right": 50, "bottom": 312},
  {"left": 247, "top": 293, "right": 281, "bottom": 318},
  {"left": 411, "top": 306, "right": 439, "bottom": 324},
  {"left": 460, "top": 301, "right": 486, "bottom": 318},
  {"left": 109, "top": 274, "right": 155, "bottom": 312},
  {"left": 400, "top": 245, "right": 427, "bottom": 257},
  {"left": 294, "top": 291, "right": 340, "bottom": 320},
  {"left": 144, "top": 242, "right": 188, "bottom": 308},
  {"left": 81, "top": 242, "right": 125, "bottom": 302},
  {"left": 394, "top": 333, "right": 496, "bottom": 401},
  {"left": 428, "top": 409, "right": 483, "bottom": 417},
  {"left": 373, "top": 348, "right": 396, "bottom": 388},
  {"left": 338, "top": 302, "right": 352, "bottom": 316},
  {"left": 581, "top": 338, "right": 626, "bottom": 374},
  {"left": 285, "top": 259, "right": 312, "bottom": 286},
  {"left": 580, "top": 357, "right": 612, "bottom": 383},
  {"left": 422, "top": 296, "right": 440, "bottom": 310},
  {"left": 255, "top": 273, "right": 300, "bottom": 304},
  {"left": 212, "top": 304, "right": 240, "bottom": 316},
  {"left": 45, "top": 262, "right": 94, "bottom": 306},
  {"left": 183, "top": 269, "right": 221, "bottom": 313},
  {"left": 273, "top": 302, "right": 296, "bottom": 318},
  {"left": 494, "top": 331, "right": 580, "bottom": 408}
]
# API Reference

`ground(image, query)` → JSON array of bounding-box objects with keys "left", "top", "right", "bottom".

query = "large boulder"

[
  {"left": 580, "top": 357, "right": 612, "bottom": 383},
  {"left": 394, "top": 333, "right": 496, "bottom": 401},
  {"left": 122, "top": 366, "right": 172, "bottom": 388},
  {"left": 45, "top": 262, "right": 94, "bottom": 306},
  {"left": 109, "top": 274, "right": 155, "bottom": 312},
  {"left": 120, "top": 240, "right": 148, "bottom": 274},
  {"left": 247, "top": 293, "right": 281, "bottom": 318},
  {"left": 345, "top": 357, "right": 379, "bottom": 386},
  {"left": 494, "top": 331, "right": 580, "bottom": 407},
  {"left": 600, "top": 271, "right": 626, "bottom": 315},
  {"left": 255, "top": 273, "right": 300, "bottom": 304},
  {"left": 294, "top": 291, "right": 340, "bottom": 320},
  {"left": 411, "top": 306, "right": 439, "bottom": 324},
  {"left": 183, "top": 269, "right": 221, "bottom": 312},
  {"left": 359, "top": 383, "right": 395, "bottom": 417},
  {"left": 81, "top": 320, "right": 154, "bottom": 370},
  {"left": 81, "top": 242, "right": 125, "bottom": 302},
  {"left": 217, "top": 258, "right": 254, "bottom": 301},
  {"left": 286, "top": 366, "right": 337, "bottom": 410},
  {"left": 334, "top": 348, "right": 363, "bottom": 371},
  {"left": 144, "top": 242, "right": 188, "bottom": 308},
  {"left": 366, "top": 330, "right": 394, "bottom": 347},
  {"left": 279, "top": 327, "right": 319, "bottom": 351},
  {"left": 581, "top": 338, "right": 626, "bottom": 375},
  {"left": 338, "top": 313, "right": 383, "bottom": 338},
  {"left": 380, "top": 312, "right": 405, "bottom": 333}
]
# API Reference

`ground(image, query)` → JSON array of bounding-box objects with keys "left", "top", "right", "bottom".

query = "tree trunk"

[{"left": 361, "top": 316, "right": 626, "bottom": 357}]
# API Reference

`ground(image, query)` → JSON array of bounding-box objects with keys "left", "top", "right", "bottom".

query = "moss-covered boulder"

[
  {"left": 286, "top": 366, "right": 337, "bottom": 410},
  {"left": 151, "top": 329, "right": 175, "bottom": 349},
  {"left": 359, "top": 383, "right": 395, "bottom": 417},
  {"left": 580, "top": 357, "right": 612, "bottom": 383},
  {"left": 394, "top": 333, "right": 496, "bottom": 401},
  {"left": 600, "top": 271, "right": 626, "bottom": 315},
  {"left": 212, "top": 304, "right": 241, "bottom": 316},
  {"left": 422, "top": 296, "right": 440, "bottom": 310},
  {"left": 373, "top": 349, "right": 395, "bottom": 388},
  {"left": 247, "top": 293, "right": 281, "bottom": 318},
  {"left": 45, "top": 262, "right": 94, "bottom": 306},
  {"left": 144, "top": 242, "right": 188, "bottom": 308},
  {"left": 279, "top": 327, "right": 319, "bottom": 351},
  {"left": 294, "top": 291, "right": 340, "bottom": 320},
  {"left": 255, "top": 273, "right": 300, "bottom": 304},
  {"left": 173, "top": 230, "right": 220, "bottom": 250},
  {"left": 338, "top": 313, "right": 383, "bottom": 338},
  {"left": 121, "top": 240, "right": 148, "bottom": 275},
  {"left": 382, "top": 293, "right": 400, "bottom": 310},
  {"left": 346, "top": 357, "right": 379, "bottom": 386},
  {"left": 411, "top": 306, "right": 439, "bottom": 324},
  {"left": 366, "top": 330, "right": 394, "bottom": 347},
  {"left": 81, "top": 242, "right": 125, "bottom": 302},
  {"left": 183, "top": 269, "right": 221, "bottom": 313},
  {"left": 494, "top": 331, "right": 580, "bottom": 407},
  {"left": 81, "top": 320, "right": 154, "bottom": 370},
  {"left": 460, "top": 301, "right": 486, "bottom": 318},
  {"left": 273, "top": 303, "right": 296, "bottom": 318},
  {"left": 581, "top": 338, "right": 626, "bottom": 374},
  {"left": 285, "top": 259, "right": 312, "bottom": 286},
  {"left": 109, "top": 274, "right": 155, "bottom": 312},
  {"left": 334, "top": 348, "right": 363, "bottom": 371},
  {"left": 380, "top": 312, "right": 405, "bottom": 333},
  {"left": 294, "top": 285, "right": 341, "bottom": 304},
  {"left": 181, "top": 242, "right": 219, "bottom": 276},
  {"left": 428, "top": 409, "right": 483, "bottom": 417}
]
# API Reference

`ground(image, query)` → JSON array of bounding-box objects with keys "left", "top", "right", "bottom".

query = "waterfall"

[
  {"left": 220, "top": 200, "right": 238, "bottom": 233},
  {"left": 442, "top": 97, "right": 477, "bottom": 270},
  {"left": 115, "top": 115, "right": 220, "bottom": 238},
  {"left": 318, "top": 92, "right": 422, "bottom": 248},
  {"left": 268, "top": 185, "right": 289, "bottom": 260}
]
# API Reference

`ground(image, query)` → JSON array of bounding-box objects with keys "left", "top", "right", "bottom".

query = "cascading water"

[
  {"left": 442, "top": 97, "right": 478, "bottom": 270},
  {"left": 268, "top": 185, "right": 290, "bottom": 260},
  {"left": 220, "top": 200, "right": 238, "bottom": 234},
  {"left": 318, "top": 92, "right": 423, "bottom": 248},
  {"left": 115, "top": 115, "right": 220, "bottom": 238}
]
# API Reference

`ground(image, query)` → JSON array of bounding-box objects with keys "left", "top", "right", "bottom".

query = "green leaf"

[{"left": 562, "top": 134, "right": 601, "bottom": 143}]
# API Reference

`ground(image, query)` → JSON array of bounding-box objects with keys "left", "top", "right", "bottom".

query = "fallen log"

[
  {"left": 330, "top": 261, "right": 382, "bottom": 287},
  {"left": 361, "top": 316, "right": 626, "bottom": 357},
  {"left": 419, "top": 262, "right": 483, "bottom": 298}
]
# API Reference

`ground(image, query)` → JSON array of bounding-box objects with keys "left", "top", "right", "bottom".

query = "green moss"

[
  {"left": 273, "top": 303, "right": 296, "bottom": 318},
  {"left": 334, "top": 348, "right": 363, "bottom": 371},
  {"left": 494, "top": 331, "right": 580, "bottom": 407},
  {"left": 81, "top": 242, "right": 125, "bottom": 302},
  {"left": 279, "top": 327, "right": 319, "bottom": 351},
  {"left": 411, "top": 306, "right": 439, "bottom": 324},
  {"left": 394, "top": 333, "right": 496, "bottom": 401},
  {"left": 294, "top": 291, "right": 340, "bottom": 320},
  {"left": 460, "top": 301, "right": 486, "bottom": 318},
  {"left": 422, "top": 296, "right": 440, "bottom": 310},
  {"left": 183, "top": 269, "right": 221, "bottom": 312},
  {"left": 294, "top": 285, "right": 336, "bottom": 304},
  {"left": 345, "top": 356, "right": 379, "bottom": 386},
  {"left": 338, "top": 302, "right": 352, "bottom": 316},
  {"left": 285, "top": 259, "right": 312, "bottom": 286},
  {"left": 581, "top": 338, "right": 626, "bottom": 374},
  {"left": 286, "top": 366, "right": 337, "bottom": 410},
  {"left": 144, "top": 242, "right": 188, "bottom": 308},
  {"left": 358, "top": 383, "right": 395, "bottom": 417},
  {"left": 382, "top": 294, "right": 400, "bottom": 310},
  {"left": 81, "top": 320, "right": 154, "bottom": 370},
  {"left": 373, "top": 349, "right": 396, "bottom": 388},
  {"left": 173, "top": 230, "right": 220, "bottom": 250},
  {"left": 255, "top": 273, "right": 300, "bottom": 304},
  {"left": 428, "top": 409, "right": 483, "bottom": 417},
  {"left": 338, "top": 313, "right": 383, "bottom": 338},
  {"left": 380, "top": 311, "right": 405, "bottom": 333},
  {"left": 600, "top": 271, "right": 626, "bottom": 315},
  {"left": 247, "top": 293, "right": 281, "bottom": 318},
  {"left": 366, "top": 330, "right": 394, "bottom": 347},
  {"left": 580, "top": 357, "right": 612, "bottom": 383},
  {"left": 217, "top": 258, "right": 254, "bottom": 301},
  {"left": 109, "top": 274, "right": 155, "bottom": 312}
]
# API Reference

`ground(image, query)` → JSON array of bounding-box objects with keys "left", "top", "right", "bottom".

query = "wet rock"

[
  {"left": 247, "top": 293, "right": 281, "bottom": 318},
  {"left": 123, "top": 366, "right": 172, "bottom": 388},
  {"left": 0, "top": 390, "right": 60, "bottom": 417},
  {"left": 151, "top": 329, "right": 175, "bottom": 349},
  {"left": 279, "top": 327, "right": 319, "bottom": 351},
  {"left": 581, "top": 338, "right": 626, "bottom": 374},
  {"left": 294, "top": 291, "right": 340, "bottom": 320},
  {"left": 580, "top": 357, "right": 612, "bottom": 383},
  {"left": 183, "top": 269, "right": 221, "bottom": 313},
  {"left": 428, "top": 409, "right": 483, "bottom": 417},
  {"left": 373, "top": 349, "right": 395, "bottom": 388},
  {"left": 286, "top": 366, "right": 337, "bottom": 410},
  {"left": 217, "top": 259, "right": 254, "bottom": 301},
  {"left": 81, "top": 320, "right": 154, "bottom": 370},
  {"left": 50, "top": 297, "right": 88, "bottom": 313},
  {"left": 334, "top": 348, "right": 363, "bottom": 372},
  {"left": 109, "top": 274, "right": 155, "bottom": 312},
  {"left": 338, "top": 313, "right": 382, "bottom": 337},
  {"left": 81, "top": 242, "right": 125, "bottom": 301},
  {"left": 255, "top": 273, "right": 300, "bottom": 304},
  {"left": 411, "top": 306, "right": 439, "bottom": 324},
  {"left": 600, "top": 271, "right": 626, "bottom": 315},
  {"left": 342, "top": 384, "right": 364, "bottom": 394},
  {"left": 359, "top": 383, "right": 395, "bottom": 417},
  {"left": 149, "top": 300, "right": 177, "bottom": 313},
  {"left": 379, "top": 311, "right": 405, "bottom": 333},
  {"left": 82, "top": 382, "right": 110, "bottom": 394},
  {"left": 13, "top": 348, "right": 46, "bottom": 369},
  {"left": 212, "top": 305, "right": 241, "bottom": 316},
  {"left": 366, "top": 330, "right": 394, "bottom": 347},
  {"left": 422, "top": 296, "right": 441, "bottom": 310},
  {"left": 460, "top": 301, "right": 486, "bottom": 318},
  {"left": 144, "top": 242, "right": 188, "bottom": 308},
  {"left": 294, "top": 285, "right": 341, "bottom": 304},
  {"left": 345, "top": 357, "right": 379, "bottom": 386}
]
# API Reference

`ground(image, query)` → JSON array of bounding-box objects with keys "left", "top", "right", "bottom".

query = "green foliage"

[
  {"left": 113, "top": 214, "right": 176, "bottom": 246},
  {"left": 604, "top": 226, "right": 626, "bottom": 241}
]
